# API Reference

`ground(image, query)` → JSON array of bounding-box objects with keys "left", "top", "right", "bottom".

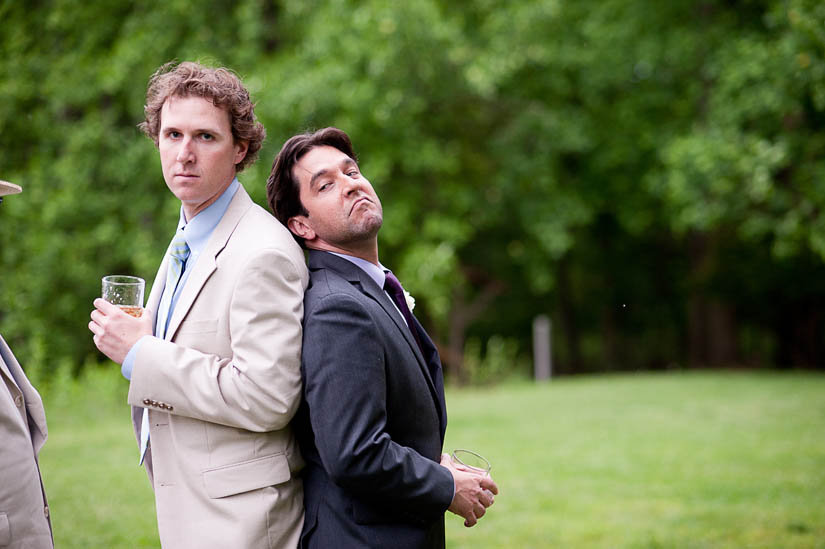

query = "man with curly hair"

[{"left": 89, "top": 62, "right": 307, "bottom": 548}]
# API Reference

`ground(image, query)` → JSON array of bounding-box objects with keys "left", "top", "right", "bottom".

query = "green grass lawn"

[{"left": 38, "top": 369, "right": 825, "bottom": 548}]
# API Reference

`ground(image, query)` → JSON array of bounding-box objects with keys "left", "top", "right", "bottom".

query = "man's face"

[
  {"left": 158, "top": 95, "right": 248, "bottom": 220},
  {"left": 289, "top": 145, "right": 383, "bottom": 252}
]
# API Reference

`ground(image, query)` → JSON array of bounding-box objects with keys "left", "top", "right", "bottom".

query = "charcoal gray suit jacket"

[{"left": 296, "top": 250, "right": 454, "bottom": 549}]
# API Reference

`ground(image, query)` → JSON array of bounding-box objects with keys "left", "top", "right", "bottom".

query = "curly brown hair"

[{"left": 138, "top": 61, "right": 265, "bottom": 172}]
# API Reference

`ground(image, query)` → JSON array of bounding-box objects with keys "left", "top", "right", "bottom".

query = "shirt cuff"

[{"left": 121, "top": 335, "right": 151, "bottom": 380}]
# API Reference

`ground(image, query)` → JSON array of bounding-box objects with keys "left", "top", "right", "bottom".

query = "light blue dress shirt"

[
  {"left": 121, "top": 179, "right": 240, "bottom": 379},
  {"left": 329, "top": 252, "right": 407, "bottom": 326}
]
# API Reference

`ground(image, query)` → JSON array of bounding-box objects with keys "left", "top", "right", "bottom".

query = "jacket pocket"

[
  {"left": 177, "top": 319, "right": 218, "bottom": 334},
  {"left": 202, "top": 452, "right": 291, "bottom": 499},
  {"left": 0, "top": 513, "right": 10, "bottom": 546}
]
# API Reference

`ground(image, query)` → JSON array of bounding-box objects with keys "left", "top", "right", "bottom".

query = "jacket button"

[
  {"left": 44, "top": 505, "right": 50, "bottom": 518},
  {"left": 14, "top": 394, "right": 24, "bottom": 407},
  {"left": 151, "top": 400, "right": 159, "bottom": 407},
  {"left": 143, "top": 398, "right": 151, "bottom": 405},
  {"left": 167, "top": 405, "right": 174, "bottom": 412}
]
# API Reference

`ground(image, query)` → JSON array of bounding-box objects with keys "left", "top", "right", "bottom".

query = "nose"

[
  {"left": 176, "top": 137, "right": 195, "bottom": 164},
  {"left": 343, "top": 174, "right": 365, "bottom": 195}
]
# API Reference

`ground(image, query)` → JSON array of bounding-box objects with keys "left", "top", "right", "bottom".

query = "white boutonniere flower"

[{"left": 404, "top": 290, "right": 416, "bottom": 312}]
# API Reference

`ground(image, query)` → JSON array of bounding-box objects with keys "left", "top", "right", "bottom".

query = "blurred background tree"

[{"left": 1, "top": 0, "right": 824, "bottom": 382}]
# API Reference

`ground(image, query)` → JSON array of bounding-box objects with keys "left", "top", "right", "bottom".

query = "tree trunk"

[
  {"left": 447, "top": 287, "right": 469, "bottom": 385},
  {"left": 601, "top": 306, "right": 618, "bottom": 370},
  {"left": 687, "top": 232, "right": 711, "bottom": 367},
  {"left": 445, "top": 278, "right": 505, "bottom": 385},
  {"left": 686, "top": 231, "right": 738, "bottom": 367},
  {"left": 555, "top": 256, "right": 581, "bottom": 373},
  {"left": 707, "top": 299, "right": 737, "bottom": 365}
]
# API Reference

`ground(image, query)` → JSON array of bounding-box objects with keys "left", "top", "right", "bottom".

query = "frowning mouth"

[{"left": 350, "top": 197, "right": 372, "bottom": 214}]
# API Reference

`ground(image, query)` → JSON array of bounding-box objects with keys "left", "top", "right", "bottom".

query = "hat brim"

[{"left": 0, "top": 181, "right": 22, "bottom": 197}]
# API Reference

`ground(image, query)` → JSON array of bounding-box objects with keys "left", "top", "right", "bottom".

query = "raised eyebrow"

[
  {"left": 309, "top": 168, "right": 330, "bottom": 191},
  {"left": 309, "top": 158, "right": 359, "bottom": 189}
]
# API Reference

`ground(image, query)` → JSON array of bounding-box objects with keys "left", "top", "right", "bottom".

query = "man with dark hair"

[
  {"left": 0, "top": 180, "right": 53, "bottom": 549},
  {"left": 89, "top": 62, "right": 307, "bottom": 548},
  {"left": 267, "top": 128, "right": 498, "bottom": 548}
]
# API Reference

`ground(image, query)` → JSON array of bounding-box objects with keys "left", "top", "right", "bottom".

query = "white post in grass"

[{"left": 533, "top": 315, "right": 552, "bottom": 381}]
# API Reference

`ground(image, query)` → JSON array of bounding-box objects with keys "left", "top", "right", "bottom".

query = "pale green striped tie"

[{"left": 157, "top": 230, "right": 190, "bottom": 338}]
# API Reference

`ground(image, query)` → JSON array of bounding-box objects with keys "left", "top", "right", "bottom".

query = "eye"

[
  {"left": 201, "top": 133, "right": 214, "bottom": 141},
  {"left": 319, "top": 181, "right": 332, "bottom": 191},
  {"left": 346, "top": 169, "right": 359, "bottom": 177},
  {"left": 168, "top": 131, "right": 181, "bottom": 139}
]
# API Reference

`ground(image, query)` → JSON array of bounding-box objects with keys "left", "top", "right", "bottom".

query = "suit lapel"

[
  {"left": 0, "top": 335, "right": 48, "bottom": 450},
  {"left": 308, "top": 251, "right": 445, "bottom": 423},
  {"left": 145, "top": 254, "right": 167, "bottom": 333},
  {"left": 165, "top": 186, "right": 253, "bottom": 341},
  {"left": 411, "top": 317, "right": 448, "bottom": 438},
  {"left": 360, "top": 274, "right": 428, "bottom": 365},
  {"left": 0, "top": 336, "right": 16, "bottom": 384}
]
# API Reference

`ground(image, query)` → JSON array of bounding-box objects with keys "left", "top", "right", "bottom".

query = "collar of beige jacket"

[{"left": 0, "top": 181, "right": 22, "bottom": 197}]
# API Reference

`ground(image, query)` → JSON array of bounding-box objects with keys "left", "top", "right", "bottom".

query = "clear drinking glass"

[
  {"left": 451, "top": 449, "right": 492, "bottom": 476},
  {"left": 102, "top": 275, "right": 145, "bottom": 317}
]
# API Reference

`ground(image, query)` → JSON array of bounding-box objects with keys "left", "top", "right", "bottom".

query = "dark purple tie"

[{"left": 384, "top": 271, "right": 423, "bottom": 353}]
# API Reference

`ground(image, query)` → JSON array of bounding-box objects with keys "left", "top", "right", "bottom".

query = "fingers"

[
  {"left": 88, "top": 319, "right": 102, "bottom": 336},
  {"left": 93, "top": 297, "right": 119, "bottom": 314},
  {"left": 473, "top": 501, "right": 486, "bottom": 519},
  {"left": 480, "top": 476, "right": 499, "bottom": 495},
  {"left": 464, "top": 488, "right": 492, "bottom": 526},
  {"left": 447, "top": 466, "right": 499, "bottom": 528},
  {"left": 89, "top": 299, "right": 151, "bottom": 364},
  {"left": 89, "top": 303, "right": 117, "bottom": 336}
]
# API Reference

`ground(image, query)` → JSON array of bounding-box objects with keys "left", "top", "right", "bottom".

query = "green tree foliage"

[
  {"left": 0, "top": 0, "right": 283, "bottom": 370},
  {"left": 1, "top": 0, "right": 824, "bottom": 378}
]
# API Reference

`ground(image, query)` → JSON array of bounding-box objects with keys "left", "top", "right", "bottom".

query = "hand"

[
  {"left": 89, "top": 298, "right": 153, "bottom": 364},
  {"left": 441, "top": 453, "right": 499, "bottom": 527}
]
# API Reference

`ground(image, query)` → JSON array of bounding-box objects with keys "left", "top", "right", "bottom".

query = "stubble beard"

[{"left": 341, "top": 209, "right": 383, "bottom": 245}]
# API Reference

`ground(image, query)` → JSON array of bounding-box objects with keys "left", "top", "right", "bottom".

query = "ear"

[
  {"left": 287, "top": 215, "right": 315, "bottom": 241},
  {"left": 234, "top": 140, "right": 250, "bottom": 165}
]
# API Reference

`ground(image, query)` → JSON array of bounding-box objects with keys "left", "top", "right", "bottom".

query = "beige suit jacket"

[
  {"left": 128, "top": 186, "right": 308, "bottom": 548},
  {"left": 0, "top": 335, "right": 53, "bottom": 549}
]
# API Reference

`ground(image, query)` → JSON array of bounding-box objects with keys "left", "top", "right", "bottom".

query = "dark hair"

[
  {"left": 138, "top": 61, "right": 265, "bottom": 172},
  {"left": 266, "top": 127, "right": 357, "bottom": 246}
]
